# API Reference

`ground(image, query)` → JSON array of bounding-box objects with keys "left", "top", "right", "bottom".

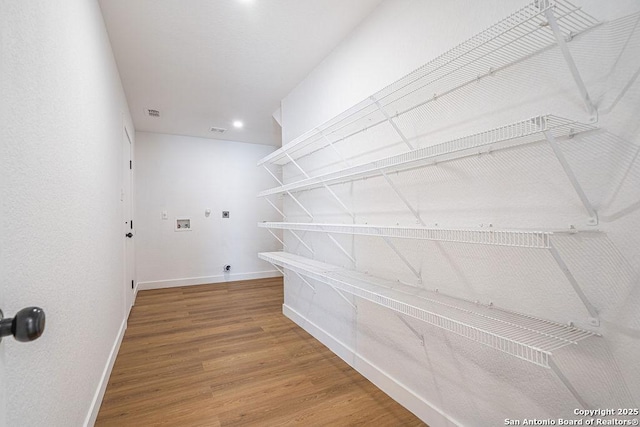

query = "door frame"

[{"left": 123, "top": 124, "right": 135, "bottom": 316}]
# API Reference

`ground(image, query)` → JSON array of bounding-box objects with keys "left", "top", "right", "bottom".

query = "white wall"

[
  {"left": 135, "top": 132, "right": 282, "bottom": 289},
  {"left": 0, "top": 0, "right": 134, "bottom": 425},
  {"left": 278, "top": 1, "right": 640, "bottom": 425},
  {"left": 281, "top": 0, "right": 640, "bottom": 144}
]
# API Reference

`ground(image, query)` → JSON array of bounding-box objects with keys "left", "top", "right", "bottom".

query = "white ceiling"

[{"left": 98, "top": 0, "right": 382, "bottom": 146}]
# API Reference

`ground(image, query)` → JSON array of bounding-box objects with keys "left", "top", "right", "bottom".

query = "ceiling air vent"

[
  {"left": 145, "top": 108, "right": 160, "bottom": 118},
  {"left": 210, "top": 127, "right": 227, "bottom": 134}
]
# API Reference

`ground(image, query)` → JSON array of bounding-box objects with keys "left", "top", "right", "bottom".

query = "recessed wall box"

[{"left": 175, "top": 218, "right": 191, "bottom": 231}]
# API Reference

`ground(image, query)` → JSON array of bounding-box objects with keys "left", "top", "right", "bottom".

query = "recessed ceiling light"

[{"left": 233, "top": 120, "right": 243, "bottom": 128}]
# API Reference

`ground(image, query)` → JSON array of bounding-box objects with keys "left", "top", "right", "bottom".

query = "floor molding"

[
  {"left": 137, "top": 270, "right": 282, "bottom": 290},
  {"left": 84, "top": 318, "right": 127, "bottom": 427},
  {"left": 283, "top": 304, "right": 460, "bottom": 427}
]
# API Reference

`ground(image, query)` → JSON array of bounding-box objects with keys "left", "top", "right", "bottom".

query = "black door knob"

[
  {"left": 0, "top": 307, "right": 46, "bottom": 343},
  {"left": 125, "top": 232, "right": 133, "bottom": 238}
]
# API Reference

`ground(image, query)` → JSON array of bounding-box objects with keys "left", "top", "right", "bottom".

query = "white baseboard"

[
  {"left": 283, "top": 304, "right": 460, "bottom": 427},
  {"left": 136, "top": 270, "right": 282, "bottom": 291},
  {"left": 84, "top": 318, "right": 127, "bottom": 427}
]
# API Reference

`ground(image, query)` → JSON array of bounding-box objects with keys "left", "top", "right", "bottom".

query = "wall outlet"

[
  {"left": 222, "top": 211, "right": 229, "bottom": 218},
  {"left": 223, "top": 264, "right": 231, "bottom": 272},
  {"left": 175, "top": 218, "right": 191, "bottom": 231}
]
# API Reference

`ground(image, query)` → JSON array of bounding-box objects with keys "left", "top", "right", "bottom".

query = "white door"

[{"left": 123, "top": 126, "right": 135, "bottom": 315}]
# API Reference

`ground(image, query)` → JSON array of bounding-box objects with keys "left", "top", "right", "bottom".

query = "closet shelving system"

[
  {"left": 259, "top": 251, "right": 596, "bottom": 408},
  {"left": 259, "top": 115, "right": 599, "bottom": 224},
  {"left": 257, "top": 0, "right": 602, "bottom": 409},
  {"left": 258, "top": 221, "right": 599, "bottom": 328}
]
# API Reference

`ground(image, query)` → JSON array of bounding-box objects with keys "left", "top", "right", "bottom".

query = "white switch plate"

[{"left": 161, "top": 211, "right": 168, "bottom": 220}]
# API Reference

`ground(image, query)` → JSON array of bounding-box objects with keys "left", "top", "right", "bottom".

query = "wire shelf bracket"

[
  {"left": 294, "top": 270, "right": 316, "bottom": 293},
  {"left": 322, "top": 131, "right": 352, "bottom": 167},
  {"left": 265, "top": 197, "right": 285, "bottom": 219},
  {"left": 328, "top": 284, "right": 357, "bottom": 311},
  {"left": 372, "top": 96, "right": 415, "bottom": 150},
  {"left": 381, "top": 171, "right": 427, "bottom": 226},
  {"left": 543, "top": 130, "right": 598, "bottom": 225},
  {"left": 262, "top": 164, "right": 314, "bottom": 219},
  {"left": 542, "top": 6, "right": 597, "bottom": 119},
  {"left": 267, "top": 228, "right": 286, "bottom": 249},
  {"left": 548, "top": 242, "right": 599, "bottom": 326},
  {"left": 397, "top": 313, "right": 426, "bottom": 346},
  {"left": 286, "top": 153, "right": 355, "bottom": 220},
  {"left": 272, "top": 264, "right": 285, "bottom": 277},
  {"left": 549, "top": 357, "right": 591, "bottom": 409},
  {"left": 326, "top": 233, "right": 356, "bottom": 265},
  {"left": 290, "top": 230, "right": 315, "bottom": 255},
  {"left": 381, "top": 235, "right": 422, "bottom": 283}
]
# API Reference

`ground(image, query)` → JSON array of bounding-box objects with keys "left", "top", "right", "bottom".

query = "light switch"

[{"left": 162, "top": 211, "right": 168, "bottom": 220}]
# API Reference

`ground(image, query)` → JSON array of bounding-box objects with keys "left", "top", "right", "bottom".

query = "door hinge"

[
  {"left": 129, "top": 160, "right": 132, "bottom": 170},
  {"left": 131, "top": 280, "right": 134, "bottom": 289}
]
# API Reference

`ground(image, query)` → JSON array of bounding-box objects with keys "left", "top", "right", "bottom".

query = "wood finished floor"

[{"left": 96, "top": 277, "right": 425, "bottom": 426}]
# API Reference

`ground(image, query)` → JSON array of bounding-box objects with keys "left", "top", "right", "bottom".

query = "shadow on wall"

[{"left": 278, "top": 8, "right": 640, "bottom": 423}]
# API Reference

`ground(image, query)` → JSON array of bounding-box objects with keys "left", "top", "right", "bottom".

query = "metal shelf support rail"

[
  {"left": 543, "top": 130, "right": 598, "bottom": 224},
  {"left": 380, "top": 170, "right": 426, "bottom": 227},
  {"left": 289, "top": 230, "right": 315, "bottom": 255},
  {"left": 372, "top": 96, "right": 415, "bottom": 150},
  {"left": 259, "top": 251, "right": 595, "bottom": 408},
  {"left": 294, "top": 270, "right": 316, "bottom": 292},
  {"left": 380, "top": 234, "right": 422, "bottom": 283},
  {"left": 262, "top": 164, "right": 313, "bottom": 219},
  {"left": 326, "top": 234, "right": 356, "bottom": 265},
  {"left": 548, "top": 242, "right": 599, "bottom": 324},
  {"left": 285, "top": 153, "right": 356, "bottom": 220},
  {"left": 265, "top": 197, "right": 285, "bottom": 218},
  {"left": 397, "top": 314, "right": 426, "bottom": 346},
  {"left": 266, "top": 229, "right": 286, "bottom": 249},
  {"left": 543, "top": 5, "right": 597, "bottom": 117},
  {"left": 259, "top": 222, "right": 599, "bottom": 325},
  {"left": 256, "top": 1, "right": 599, "bottom": 168}
]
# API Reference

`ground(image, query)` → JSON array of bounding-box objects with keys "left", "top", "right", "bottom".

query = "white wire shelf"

[
  {"left": 259, "top": 222, "right": 555, "bottom": 249},
  {"left": 257, "top": 0, "right": 599, "bottom": 167},
  {"left": 258, "top": 115, "right": 597, "bottom": 197},
  {"left": 260, "top": 251, "right": 597, "bottom": 368}
]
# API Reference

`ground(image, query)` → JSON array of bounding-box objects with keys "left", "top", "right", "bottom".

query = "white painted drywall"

[
  {"left": 0, "top": 0, "right": 134, "bottom": 425},
  {"left": 135, "top": 132, "right": 282, "bottom": 289},
  {"left": 281, "top": 0, "right": 640, "bottom": 144},
  {"left": 278, "top": 1, "right": 640, "bottom": 425}
]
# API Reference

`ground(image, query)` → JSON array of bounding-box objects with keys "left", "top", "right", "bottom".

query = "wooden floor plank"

[{"left": 96, "top": 278, "right": 426, "bottom": 426}]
